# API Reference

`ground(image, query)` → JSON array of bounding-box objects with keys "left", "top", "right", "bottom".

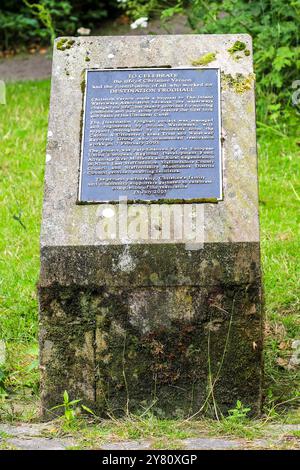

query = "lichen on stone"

[
  {"left": 221, "top": 72, "right": 255, "bottom": 94},
  {"left": 191, "top": 52, "right": 217, "bottom": 67}
]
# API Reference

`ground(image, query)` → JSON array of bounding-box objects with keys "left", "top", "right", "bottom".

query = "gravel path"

[{"left": 0, "top": 53, "right": 52, "bottom": 82}]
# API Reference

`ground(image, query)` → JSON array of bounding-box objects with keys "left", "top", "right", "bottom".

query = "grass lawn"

[{"left": 0, "top": 80, "right": 299, "bottom": 438}]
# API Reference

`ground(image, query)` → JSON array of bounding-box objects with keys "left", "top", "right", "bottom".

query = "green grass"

[
  {"left": 0, "top": 80, "right": 299, "bottom": 428},
  {"left": 259, "top": 130, "right": 300, "bottom": 319},
  {"left": 258, "top": 126, "right": 300, "bottom": 407},
  {"left": 0, "top": 81, "right": 49, "bottom": 343},
  {"left": 37, "top": 412, "right": 262, "bottom": 448}
]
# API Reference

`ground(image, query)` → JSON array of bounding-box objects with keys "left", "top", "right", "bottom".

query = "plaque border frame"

[{"left": 78, "top": 67, "right": 223, "bottom": 204}]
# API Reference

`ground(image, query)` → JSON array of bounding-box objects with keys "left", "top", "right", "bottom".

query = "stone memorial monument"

[{"left": 39, "top": 34, "right": 263, "bottom": 418}]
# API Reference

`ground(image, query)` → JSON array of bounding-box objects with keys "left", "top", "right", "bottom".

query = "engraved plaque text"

[{"left": 79, "top": 68, "right": 222, "bottom": 202}]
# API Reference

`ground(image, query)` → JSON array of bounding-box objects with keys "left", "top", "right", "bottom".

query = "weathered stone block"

[{"left": 39, "top": 34, "right": 263, "bottom": 418}]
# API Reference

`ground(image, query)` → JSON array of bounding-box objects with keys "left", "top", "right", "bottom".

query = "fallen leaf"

[
  {"left": 276, "top": 357, "right": 288, "bottom": 368},
  {"left": 276, "top": 232, "right": 292, "bottom": 241}
]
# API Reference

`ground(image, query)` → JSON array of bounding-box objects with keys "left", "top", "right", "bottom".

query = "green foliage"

[
  {"left": 23, "top": 0, "right": 56, "bottom": 44},
  {"left": 1, "top": 343, "right": 39, "bottom": 395},
  {"left": 0, "top": 366, "right": 8, "bottom": 401},
  {"left": 121, "top": 0, "right": 299, "bottom": 122},
  {"left": 51, "top": 390, "right": 82, "bottom": 422},
  {"left": 188, "top": 0, "right": 300, "bottom": 122},
  {"left": 0, "top": 0, "right": 115, "bottom": 50},
  {"left": 118, "top": 0, "right": 184, "bottom": 21},
  {"left": 51, "top": 390, "right": 96, "bottom": 425},
  {"left": 211, "top": 401, "right": 264, "bottom": 439},
  {"left": 226, "top": 400, "right": 251, "bottom": 422}
]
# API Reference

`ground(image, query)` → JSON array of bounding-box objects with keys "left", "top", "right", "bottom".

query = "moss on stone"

[
  {"left": 228, "top": 40, "right": 247, "bottom": 55},
  {"left": 56, "top": 38, "right": 67, "bottom": 50},
  {"left": 65, "top": 39, "right": 75, "bottom": 50},
  {"left": 56, "top": 38, "right": 75, "bottom": 51},
  {"left": 228, "top": 41, "right": 251, "bottom": 60},
  {"left": 39, "top": 281, "right": 263, "bottom": 418},
  {"left": 191, "top": 52, "right": 217, "bottom": 66},
  {"left": 80, "top": 77, "right": 86, "bottom": 95},
  {"left": 77, "top": 197, "right": 219, "bottom": 205}
]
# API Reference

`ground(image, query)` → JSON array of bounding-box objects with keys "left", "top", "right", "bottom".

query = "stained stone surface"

[
  {"left": 0, "top": 423, "right": 51, "bottom": 437},
  {"left": 7, "top": 437, "right": 73, "bottom": 450},
  {"left": 41, "top": 35, "right": 258, "bottom": 247},
  {"left": 39, "top": 35, "right": 263, "bottom": 418},
  {"left": 101, "top": 440, "right": 152, "bottom": 450},
  {"left": 183, "top": 438, "right": 242, "bottom": 450}
]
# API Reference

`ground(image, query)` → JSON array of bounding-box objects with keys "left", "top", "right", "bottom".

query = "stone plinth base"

[{"left": 39, "top": 243, "right": 263, "bottom": 418}]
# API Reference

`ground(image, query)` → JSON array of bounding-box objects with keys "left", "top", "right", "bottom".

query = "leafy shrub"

[
  {"left": 1, "top": 0, "right": 298, "bottom": 124},
  {"left": 188, "top": 0, "right": 300, "bottom": 122},
  {"left": 118, "top": 0, "right": 299, "bottom": 123},
  {"left": 0, "top": 0, "right": 117, "bottom": 50}
]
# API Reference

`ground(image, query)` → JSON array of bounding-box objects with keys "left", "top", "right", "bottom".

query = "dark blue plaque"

[{"left": 79, "top": 68, "right": 222, "bottom": 203}]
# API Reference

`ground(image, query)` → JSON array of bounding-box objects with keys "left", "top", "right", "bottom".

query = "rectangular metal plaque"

[{"left": 79, "top": 68, "right": 222, "bottom": 203}]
